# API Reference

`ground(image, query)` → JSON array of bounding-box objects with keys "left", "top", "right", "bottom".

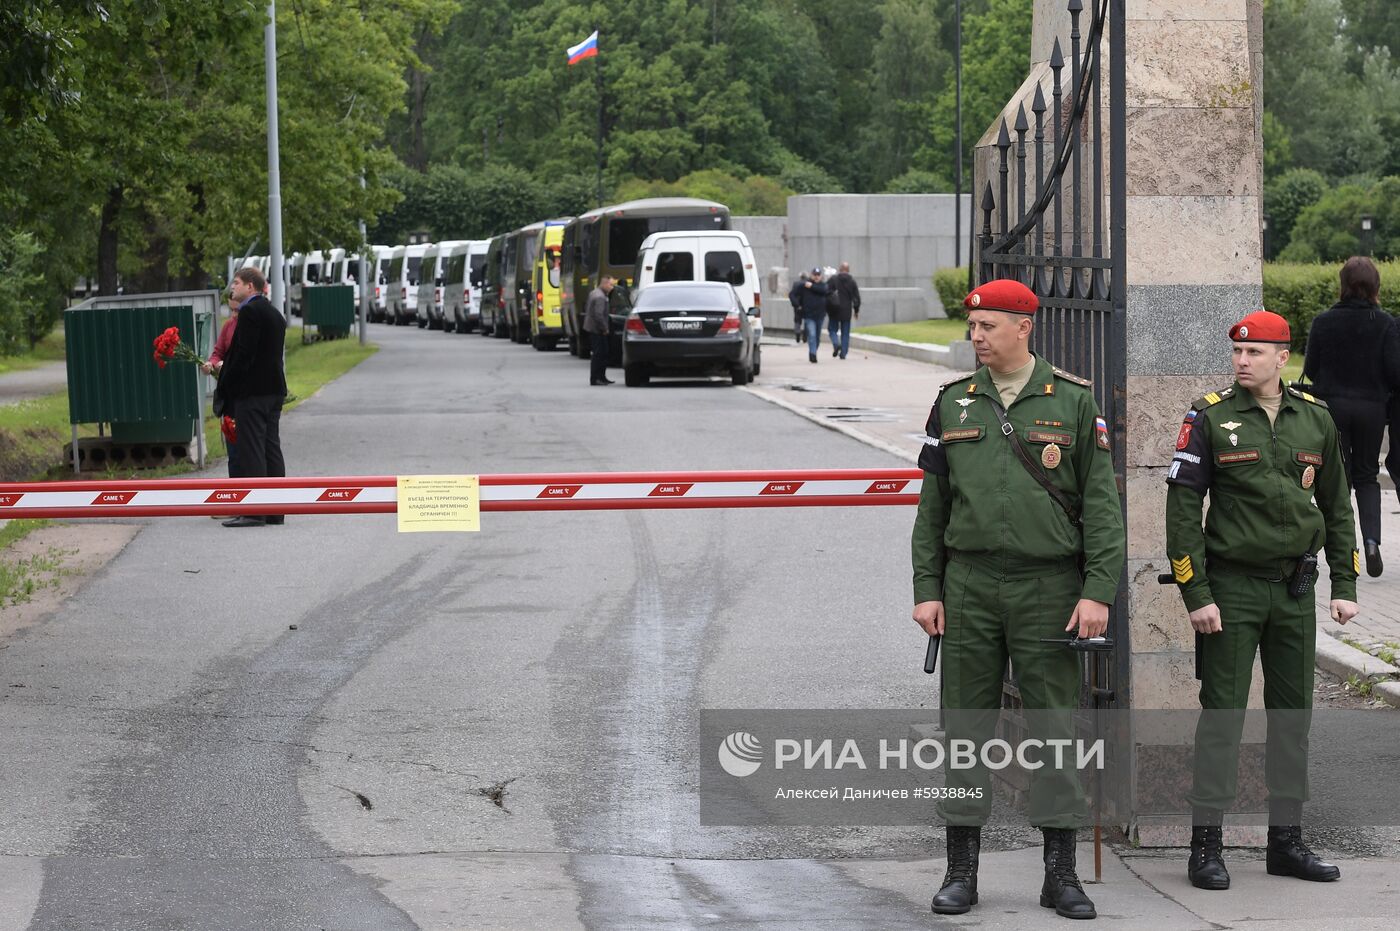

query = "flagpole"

[{"left": 594, "top": 25, "right": 604, "bottom": 207}]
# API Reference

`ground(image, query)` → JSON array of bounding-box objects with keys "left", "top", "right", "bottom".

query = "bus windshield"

[{"left": 607, "top": 213, "right": 727, "bottom": 267}]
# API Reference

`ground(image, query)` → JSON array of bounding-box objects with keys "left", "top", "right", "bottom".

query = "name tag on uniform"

[{"left": 941, "top": 427, "right": 984, "bottom": 443}]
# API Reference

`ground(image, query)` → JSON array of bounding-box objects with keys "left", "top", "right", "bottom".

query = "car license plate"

[{"left": 661, "top": 319, "right": 704, "bottom": 334}]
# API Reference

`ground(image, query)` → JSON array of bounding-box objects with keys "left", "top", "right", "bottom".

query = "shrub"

[{"left": 934, "top": 266, "right": 970, "bottom": 319}]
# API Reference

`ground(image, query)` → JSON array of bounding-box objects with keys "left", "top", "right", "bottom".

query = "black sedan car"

[{"left": 621, "top": 282, "right": 759, "bottom": 386}]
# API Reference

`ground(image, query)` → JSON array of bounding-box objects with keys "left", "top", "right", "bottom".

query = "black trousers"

[
  {"left": 232, "top": 394, "right": 286, "bottom": 480},
  {"left": 1330, "top": 395, "right": 1385, "bottom": 543},
  {"left": 589, "top": 331, "right": 609, "bottom": 383}
]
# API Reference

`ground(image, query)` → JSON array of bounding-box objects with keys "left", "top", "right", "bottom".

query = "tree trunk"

[
  {"left": 97, "top": 185, "right": 123, "bottom": 295},
  {"left": 131, "top": 210, "right": 170, "bottom": 295}
]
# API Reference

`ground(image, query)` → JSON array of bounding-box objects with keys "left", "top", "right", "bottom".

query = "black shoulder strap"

[{"left": 983, "top": 393, "right": 1081, "bottom": 526}]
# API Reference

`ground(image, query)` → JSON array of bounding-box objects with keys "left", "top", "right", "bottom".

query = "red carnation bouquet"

[
  {"left": 151, "top": 326, "right": 208, "bottom": 370},
  {"left": 220, "top": 415, "right": 237, "bottom": 445}
]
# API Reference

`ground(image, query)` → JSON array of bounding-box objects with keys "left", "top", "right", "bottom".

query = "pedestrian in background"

[
  {"left": 788, "top": 271, "right": 808, "bottom": 343},
  {"left": 584, "top": 275, "right": 615, "bottom": 386},
  {"left": 1303, "top": 256, "right": 1400, "bottom": 577},
  {"left": 205, "top": 292, "right": 240, "bottom": 490},
  {"left": 215, "top": 266, "right": 288, "bottom": 528},
  {"left": 799, "top": 267, "right": 829, "bottom": 363},
  {"left": 826, "top": 261, "right": 861, "bottom": 359}
]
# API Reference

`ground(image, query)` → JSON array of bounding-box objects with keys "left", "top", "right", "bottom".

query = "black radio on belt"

[{"left": 1288, "top": 531, "right": 1321, "bottom": 599}]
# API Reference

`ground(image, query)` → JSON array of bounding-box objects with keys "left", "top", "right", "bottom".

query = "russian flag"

[{"left": 567, "top": 30, "right": 598, "bottom": 65}]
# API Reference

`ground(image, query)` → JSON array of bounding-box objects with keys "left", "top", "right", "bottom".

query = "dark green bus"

[{"left": 560, "top": 198, "right": 731, "bottom": 359}]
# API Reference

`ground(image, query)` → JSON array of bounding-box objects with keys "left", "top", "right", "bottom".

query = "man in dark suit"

[{"left": 217, "top": 266, "right": 288, "bottom": 527}]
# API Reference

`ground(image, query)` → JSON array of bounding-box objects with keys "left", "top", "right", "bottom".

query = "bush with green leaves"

[
  {"left": 1282, "top": 176, "right": 1400, "bottom": 263},
  {"left": 1263, "top": 168, "right": 1327, "bottom": 258},
  {"left": 934, "top": 266, "right": 969, "bottom": 319}
]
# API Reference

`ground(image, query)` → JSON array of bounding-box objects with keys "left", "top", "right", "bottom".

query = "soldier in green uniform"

[
  {"left": 911, "top": 279, "right": 1126, "bottom": 920},
  {"left": 1165, "top": 309, "right": 1358, "bottom": 890}
]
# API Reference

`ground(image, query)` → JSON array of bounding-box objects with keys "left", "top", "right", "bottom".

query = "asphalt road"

[{"left": 0, "top": 324, "right": 959, "bottom": 930}]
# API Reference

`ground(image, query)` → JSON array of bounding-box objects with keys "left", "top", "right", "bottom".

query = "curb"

[
  {"left": 1316, "top": 628, "right": 1400, "bottom": 708},
  {"left": 846, "top": 332, "right": 950, "bottom": 365}
]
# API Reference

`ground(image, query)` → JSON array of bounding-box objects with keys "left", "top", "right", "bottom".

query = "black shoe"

[
  {"left": 603, "top": 378, "right": 615, "bottom": 384},
  {"left": 931, "top": 826, "right": 980, "bottom": 914},
  {"left": 221, "top": 516, "right": 266, "bottom": 528},
  {"left": 833, "top": 347, "right": 839, "bottom": 357},
  {"left": 1267, "top": 825, "right": 1340, "bottom": 882},
  {"left": 265, "top": 515, "right": 285, "bottom": 525},
  {"left": 794, "top": 331, "right": 802, "bottom": 343},
  {"left": 1188, "top": 824, "right": 1231, "bottom": 890},
  {"left": 1040, "top": 828, "right": 1096, "bottom": 919},
  {"left": 1366, "top": 540, "right": 1383, "bottom": 577},
  {"left": 808, "top": 354, "right": 817, "bottom": 363},
  {"left": 590, "top": 379, "right": 610, "bottom": 386}
]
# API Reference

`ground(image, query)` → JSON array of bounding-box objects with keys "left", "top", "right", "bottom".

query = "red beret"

[
  {"left": 1229, "top": 310, "right": 1290, "bottom": 344},
  {"left": 965, "top": 279, "right": 1038, "bottom": 315}
]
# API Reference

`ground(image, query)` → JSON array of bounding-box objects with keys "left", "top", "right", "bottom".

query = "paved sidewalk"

[
  {"left": 747, "top": 336, "right": 1400, "bottom": 704},
  {"left": 0, "top": 361, "right": 66, "bottom": 407}
]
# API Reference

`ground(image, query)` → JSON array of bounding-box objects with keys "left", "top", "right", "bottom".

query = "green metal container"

[
  {"left": 64, "top": 303, "right": 214, "bottom": 443},
  {"left": 304, "top": 284, "right": 355, "bottom": 337}
]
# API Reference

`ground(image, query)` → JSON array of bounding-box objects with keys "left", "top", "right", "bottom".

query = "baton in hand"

[{"left": 923, "top": 634, "right": 941, "bottom": 674}]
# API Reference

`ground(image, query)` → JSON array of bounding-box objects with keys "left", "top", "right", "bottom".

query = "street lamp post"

[
  {"left": 954, "top": 0, "right": 962, "bottom": 271},
  {"left": 1261, "top": 214, "right": 1271, "bottom": 262},
  {"left": 1361, "top": 214, "right": 1375, "bottom": 257}
]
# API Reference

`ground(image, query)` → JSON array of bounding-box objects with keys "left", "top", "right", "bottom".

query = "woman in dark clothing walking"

[{"left": 1303, "top": 256, "right": 1400, "bottom": 576}]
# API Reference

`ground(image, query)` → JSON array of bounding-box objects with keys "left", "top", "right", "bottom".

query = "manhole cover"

[{"left": 811, "top": 406, "right": 900, "bottom": 423}]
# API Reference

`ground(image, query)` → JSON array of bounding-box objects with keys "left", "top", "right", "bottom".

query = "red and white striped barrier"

[{"left": 0, "top": 469, "right": 924, "bottom": 520}]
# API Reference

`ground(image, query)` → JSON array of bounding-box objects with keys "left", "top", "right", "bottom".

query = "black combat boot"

[
  {"left": 931, "top": 825, "right": 980, "bottom": 914},
  {"left": 1266, "top": 801, "right": 1340, "bottom": 882},
  {"left": 1040, "top": 828, "right": 1096, "bottom": 919},
  {"left": 1187, "top": 808, "right": 1229, "bottom": 890}
]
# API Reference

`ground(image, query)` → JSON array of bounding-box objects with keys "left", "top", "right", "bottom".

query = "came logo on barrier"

[
  {"left": 865, "top": 480, "right": 909, "bottom": 494},
  {"left": 648, "top": 483, "right": 693, "bottom": 497},
  {"left": 538, "top": 485, "right": 582, "bottom": 498},
  {"left": 760, "top": 482, "right": 803, "bottom": 496},
  {"left": 205, "top": 490, "right": 251, "bottom": 504},
  {"left": 92, "top": 492, "right": 137, "bottom": 506},
  {"left": 718, "top": 732, "right": 763, "bottom": 778},
  {"left": 318, "top": 488, "right": 363, "bottom": 502},
  {"left": 0, "top": 493, "right": 22, "bottom": 507}
]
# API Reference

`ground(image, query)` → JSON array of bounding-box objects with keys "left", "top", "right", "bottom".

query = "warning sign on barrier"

[{"left": 396, "top": 475, "right": 481, "bottom": 533}]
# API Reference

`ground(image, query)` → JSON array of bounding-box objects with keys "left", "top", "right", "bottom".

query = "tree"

[
  {"left": 1264, "top": 168, "right": 1328, "bottom": 257},
  {"left": 927, "top": 0, "right": 1034, "bottom": 188}
]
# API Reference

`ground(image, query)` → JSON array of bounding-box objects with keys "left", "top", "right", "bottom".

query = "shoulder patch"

[
  {"left": 1051, "top": 366, "right": 1092, "bottom": 387},
  {"left": 1190, "top": 388, "right": 1233, "bottom": 412},
  {"left": 1287, "top": 386, "right": 1329, "bottom": 409}
]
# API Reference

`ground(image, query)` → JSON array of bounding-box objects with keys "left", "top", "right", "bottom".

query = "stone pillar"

[{"left": 1120, "top": 0, "right": 1267, "bottom": 844}]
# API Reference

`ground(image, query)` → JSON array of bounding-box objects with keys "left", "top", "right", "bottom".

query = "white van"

[
  {"left": 442, "top": 240, "right": 489, "bottom": 334},
  {"left": 416, "top": 240, "right": 466, "bottom": 330},
  {"left": 386, "top": 243, "right": 429, "bottom": 325},
  {"left": 632, "top": 230, "right": 764, "bottom": 373},
  {"left": 369, "top": 245, "right": 394, "bottom": 322},
  {"left": 290, "top": 249, "right": 327, "bottom": 317}
]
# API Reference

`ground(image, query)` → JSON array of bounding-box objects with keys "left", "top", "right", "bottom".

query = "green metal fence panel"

[
  {"left": 304, "top": 285, "right": 356, "bottom": 331},
  {"left": 64, "top": 304, "right": 212, "bottom": 425}
]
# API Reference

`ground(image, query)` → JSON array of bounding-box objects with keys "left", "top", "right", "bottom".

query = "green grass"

[
  {"left": 860, "top": 319, "right": 970, "bottom": 346},
  {"left": 0, "top": 329, "right": 376, "bottom": 482},
  {"left": 0, "top": 327, "right": 67, "bottom": 376},
  {"left": 0, "top": 519, "right": 50, "bottom": 553},
  {"left": 0, "top": 526, "right": 69, "bottom": 608}
]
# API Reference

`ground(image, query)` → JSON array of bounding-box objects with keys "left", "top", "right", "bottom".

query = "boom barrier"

[{"left": 0, "top": 469, "right": 924, "bottom": 520}]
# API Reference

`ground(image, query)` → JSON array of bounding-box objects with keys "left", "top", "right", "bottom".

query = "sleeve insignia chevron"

[{"left": 1171, "top": 554, "right": 1194, "bottom": 584}]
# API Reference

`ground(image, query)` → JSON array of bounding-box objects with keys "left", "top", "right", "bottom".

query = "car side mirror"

[{"left": 747, "top": 307, "right": 760, "bottom": 317}]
